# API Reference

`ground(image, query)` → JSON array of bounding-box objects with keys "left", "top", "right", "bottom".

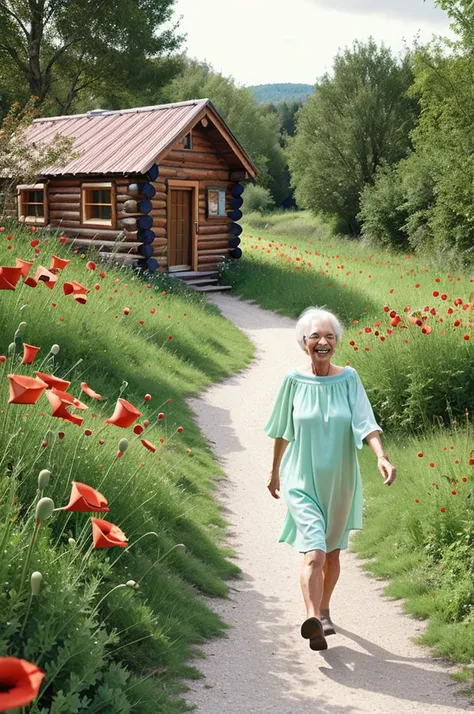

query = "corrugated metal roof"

[{"left": 27, "top": 100, "right": 212, "bottom": 176}]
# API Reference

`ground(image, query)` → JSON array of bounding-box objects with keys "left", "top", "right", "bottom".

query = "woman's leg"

[
  {"left": 320, "top": 548, "right": 341, "bottom": 612},
  {"left": 300, "top": 549, "right": 326, "bottom": 619}
]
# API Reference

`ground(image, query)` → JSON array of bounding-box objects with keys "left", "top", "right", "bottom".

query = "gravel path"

[{"left": 185, "top": 294, "right": 469, "bottom": 714}]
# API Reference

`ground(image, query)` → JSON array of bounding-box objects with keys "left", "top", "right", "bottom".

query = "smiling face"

[{"left": 304, "top": 318, "right": 338, "bottom": 365}]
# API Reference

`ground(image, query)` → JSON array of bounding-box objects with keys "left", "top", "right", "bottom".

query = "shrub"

[
  {"left": 243, "top": 184, "right": 275, "bottom": 214},
  {"left": 359, "top": 164, "right": 410, "bottom": 249}
]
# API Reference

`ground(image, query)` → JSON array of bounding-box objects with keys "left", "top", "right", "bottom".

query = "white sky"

[{"left": 173, "top": 0, "right": 452, "bottom": 86}]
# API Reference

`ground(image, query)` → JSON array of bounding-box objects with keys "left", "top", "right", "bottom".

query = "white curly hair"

[{"left": 295, "top": 306, "right": 343, "bottom": 352}]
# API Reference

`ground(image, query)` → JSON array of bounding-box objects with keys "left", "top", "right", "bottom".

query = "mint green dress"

[{"left": 264, "top": 366, "right": 382, "bottom": 553}]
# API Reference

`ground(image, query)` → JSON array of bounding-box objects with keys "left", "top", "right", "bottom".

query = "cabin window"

[
  {"left": 17, "top": 184, "right": 47, "bottom": 225},
  {"left": 81, "top": 182, "right": 115, "bottom": 226},
  {"left": 207, "top": 187, "right": 227, "bottom": 218},
  {"left": 181, "top": 132, "right": 192, "bottom": 150}
]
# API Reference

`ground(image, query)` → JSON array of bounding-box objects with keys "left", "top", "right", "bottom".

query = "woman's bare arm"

[
  {"left": 268, "top": 438, "right": 290, "bottom": 499},
  {"left": 271, "top": 437, "right": 290, "bottom": 474},
  {"left": 364, "top": 430, "right": 397, "bottom": 486}
]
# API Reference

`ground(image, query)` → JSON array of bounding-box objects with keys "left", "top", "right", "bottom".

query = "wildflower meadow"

[
  {"left": 0, "top": 223, "right": 254, "bottom": 713},
  {"left": 223, "top": 212, "right": 474, "bottom": 671}
]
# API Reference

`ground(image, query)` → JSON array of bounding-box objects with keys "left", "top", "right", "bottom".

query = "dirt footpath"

[{"left": 185, "top": 294, "right": 468, "bottom": 714}]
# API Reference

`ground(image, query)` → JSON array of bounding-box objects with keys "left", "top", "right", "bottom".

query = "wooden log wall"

[
  {"left": 161, "top": 122, "right": 245, "bottom": 272},
  {"left": 44, "top": 173, "right": 167, "bottom": 273}
]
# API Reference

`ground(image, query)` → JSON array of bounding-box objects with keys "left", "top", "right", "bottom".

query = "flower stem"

[{"left": 18, "top": 522, "right": 39, "bottom": 600}]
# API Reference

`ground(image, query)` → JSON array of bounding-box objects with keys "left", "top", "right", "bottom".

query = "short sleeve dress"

[{"left": 263, "top": 366, "right": 382, "bottom": 554}]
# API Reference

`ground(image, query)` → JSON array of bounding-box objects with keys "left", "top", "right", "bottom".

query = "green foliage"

[
  {"left": 287, "top": 39, "right": 417, "bottom": 234},
  {"left": 358, "top": 164, "right": 410, "bottom": 249},
  {"left": 0, "top": 0, "right": 183, "bottom": 113},
  {"left": 163, "top": 60, "right": 287, "bottom": 203},
  {"left": 250, "top": 83, "right": 314, "bottom": 104},
  {"left": 263, "top": 100, "right": 303, "bottom": 139},
  {"left": 0, "top": 226, "right": 254, "bottom": 713},
  {"left": 0, "top": 100, "right": 76, "bottom": 215},
  {"left": 242, "top": 185, "right": 275, "bottom": 214}
]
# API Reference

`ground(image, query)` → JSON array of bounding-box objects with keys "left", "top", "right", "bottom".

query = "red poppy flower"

[
  {"left": 15, "top": 258, "right": 34, "bottom": 277},
  {"left": 80, "top": 382, "right": 102, "bottom": 400},
  {"left": 22, "top": 344, "right": 40, "bottom": 365},
  {"left": 105, "top": 398, "right": 142, "bottom": 428},
  {"left": 144, "top": 394, "right": 151, "bottom": 402},
  {"left": 49, "top": 388, "right": 88, "bottom": 411},
  {"left": 91, "top": 518, "right": 128, "bottom": 548},
  {"left": 44, "top": 390, "right": 84, "bottom": 427},
  {"left": 63, "top": 280, "right": 89, "bottom": 296},
  {"left": 0, "top": 266, "right": 23, "bottom": 290},
  {"left": 440, "top": 507, "right": 446, "bottom": 513},
  {"left": 134, "top": 424, "right": 144, "bottom": 435},
  {"left": 141, "top": 439, "right": 156, "bottom": 452},
  {"left": 177, "top": 426, "right": 184, "bottom": 433},
  {"left": 0, "top": 656, "right": 44, "bottom": 709},
  {"left": 158, "top": 412, "right": 165, "bottom": 420},
  {"left": 86, "top": 261, "right": 96, "bottom": 271},
  {"left": 8, "top": 374, "right": 48, "bottom": 404},
  {"left": 35, "top": 372, "right": 71, "bottom": 392},
  {"left": 50, "top": 255, "right": 71, "bottom": 271},
  {"left": 421, "top": 325, "right": 432, "bottom": 334},
  {"left": 61, "top": 481, "right": 109, "bottom": 513},
  {"left": 389, "top": 316, "right": 401, "bottom": 327},
  {"left": 74, "top": 293, "right": 87, "bottom": 305}
]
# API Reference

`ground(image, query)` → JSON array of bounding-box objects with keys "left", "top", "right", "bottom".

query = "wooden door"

[{"left": 169, "top": 188, "right": 193, "bottom": 269}]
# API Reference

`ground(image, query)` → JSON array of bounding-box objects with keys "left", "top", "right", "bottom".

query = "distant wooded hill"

[{"left": 250, "top": 83, "right": 314, "bottom": 104}]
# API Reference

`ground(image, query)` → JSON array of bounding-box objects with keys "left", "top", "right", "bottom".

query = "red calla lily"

[
  {"left": 22, "top": 344, "right": 40, "bottom": 365},
  {"left": 0, "top": 266, "right": 23, "bottom": 290},
  {"left": 32, "top": 266, "right": 58, "bottom": 289},
  {"left": 8, "top": 374, "right": 48, "bottom": 404},
  {"left": 63, "top": 280, "right": 89, "bottom": 296},
  {"left": 50, "top": 255, "right": 71, "bottom": 271},
  {"left": 80, "top": 382, "right": 102, "bottom": 400},
  {"left": 49, "top": 388, "right": 88, "bottom": 411},
  {"left": 0, "top": 656, "right": 44, "bottom": 710},
  {"left": 61, "top": 482, "right": 109, "bottom": 513},
  {"left": 15, "top": 258, "right": 34, "bottom": 277},
  {"left": 91, "top": 518, "right": 128, "bottom": 548},
  {"left": 45, "top": 390, "right": 84, "bottom": 426},
  {"left": 35, "top": 371, "right": 71, "bottom": 391},
  {"left": 105, "top": 398, "right": 142, "bottom": 428},
  {"left": 74, "top": 293, "right": 87, "bottom": 304}
]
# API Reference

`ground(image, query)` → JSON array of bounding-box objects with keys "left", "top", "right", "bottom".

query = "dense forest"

[
  {"left": 249, "top": 83, "right": 314, "bottom": 104},
  {"left": 1, "top": 0, "right": 473, "bottom": 263}
]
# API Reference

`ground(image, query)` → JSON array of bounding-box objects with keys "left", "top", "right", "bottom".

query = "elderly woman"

[{"left": 264, "top": 306, "right": 396, "bottom": 652}]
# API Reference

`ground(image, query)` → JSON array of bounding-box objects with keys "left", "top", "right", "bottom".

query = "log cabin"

[{"left": 7, "top": 99, "right": 257, "bottom": 283}]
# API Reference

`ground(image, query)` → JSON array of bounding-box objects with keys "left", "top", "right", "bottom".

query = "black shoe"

[
  {"left": 320, "top": 612, "right": 336, "bottom": 636},
  {"left": 301, "top": 617, "right": 328, "bottom": 651}
]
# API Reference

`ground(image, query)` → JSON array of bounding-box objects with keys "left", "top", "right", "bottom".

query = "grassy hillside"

[
  {"left": 221, "top": 211, "right": 474, "bottom": 678},
  {"left": 0, "top": 224, "right": 254, "bottom": 712},
  {"left": 249, "top": 83, "right": 314, "bottom": 104}
]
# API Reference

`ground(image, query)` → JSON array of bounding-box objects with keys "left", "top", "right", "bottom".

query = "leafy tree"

[
  {"left": 0, "top": 99, "right": 75, "bottom": 215},
  {"left": 287, "top": 39, "right": 417, "bottom": 234},
  {"left": 164, "top": 60, "right": 288, "bottom": 204},
  {"left": 0, "top": 0, "right": 183, "bottom": 113}
]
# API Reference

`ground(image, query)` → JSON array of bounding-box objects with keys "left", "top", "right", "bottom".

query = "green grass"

[
  {"left": 222, "top": 209, "right": 474, "bottom": 681},
  {"left": 0, "top": 223, "right": 254, "bottom": 712}
]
